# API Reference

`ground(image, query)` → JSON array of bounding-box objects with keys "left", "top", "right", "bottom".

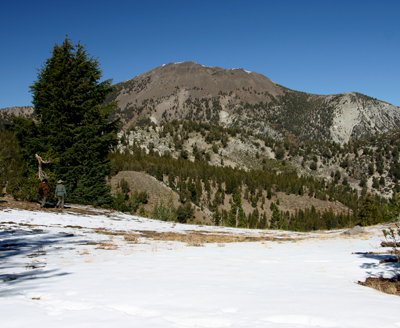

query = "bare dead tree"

[{"left": 35, "top": 154, "right": 51, "bottom": 181}]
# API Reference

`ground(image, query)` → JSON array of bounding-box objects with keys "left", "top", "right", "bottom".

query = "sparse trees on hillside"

[{"left": 105, "top": 119, "right": 400, "bottom": 230}]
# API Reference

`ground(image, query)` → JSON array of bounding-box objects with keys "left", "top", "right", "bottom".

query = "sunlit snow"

[{"left": 1, "top": 206, "right": 399, "bottom": 327}]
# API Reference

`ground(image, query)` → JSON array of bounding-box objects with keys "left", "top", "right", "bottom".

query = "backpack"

[{"left": 38, "top": 185, "right": 44, "bottom": 197}]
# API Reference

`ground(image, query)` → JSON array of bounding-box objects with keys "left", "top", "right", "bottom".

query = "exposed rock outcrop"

[
  {"left": 0, "top": 106, "right": 34, "bottom": 130},
  {"left": 328, "top": 93, "right": 400, "bottom": 144}
]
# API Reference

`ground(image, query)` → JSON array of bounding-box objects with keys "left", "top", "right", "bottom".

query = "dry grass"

[
  {"left": 79, "top": 249, "right": 90, "bottom": 255},
  {"left": 358, "top": 277, "right": 400, "bottom": 296},
  {"left": 381, "top": 241, "right": 400, "bottom": 247},
  {"left": 25, "top": 264, "right": 44, "bottom": 269},
  {"left": 65, "top": 225, "right": 84, "bottom": 229},
  {"left": 186, "top": 235, "right": 205, "bottom": 247},
  {"left": 94, "top": 228, "right": 125, "bottom": 236},
  {"left": 139, "top": 230, "right": 296, "bottom": 244},
  {"left": 124, "top": 232, "right": 140, "bottom": 243},
  {"left": 96, "top": 242, "right": 118, "bottom": 250},
  {"left": 88, "top": 225, "right": 297, "bottom": 244}
]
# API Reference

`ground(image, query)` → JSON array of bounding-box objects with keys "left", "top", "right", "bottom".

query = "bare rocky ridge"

[
  {"left": 105, "top": 61, "right": 400, "bottom": 144},
  {"left": 3, "top": 63, "right": 400, "bottom": 145},
  {"left": 0, "top": 106, "right": 34, "bottom": 130},
  {"left": 327, "top": 93, "right": 400, "bottom": 144}
]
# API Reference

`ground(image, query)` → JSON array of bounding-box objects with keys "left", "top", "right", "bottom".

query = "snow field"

[{"left": 1, "top": 207, "right": 400, "bottom": 327}]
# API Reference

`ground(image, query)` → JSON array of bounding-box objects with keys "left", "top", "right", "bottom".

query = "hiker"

[
  {"left": 54, "top": 180, "right": 67, "bottom": 209},
  {"left": 38, "top": 179, "right": 50, "bottom": 208}
]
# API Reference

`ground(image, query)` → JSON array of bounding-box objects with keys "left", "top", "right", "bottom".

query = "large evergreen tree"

[{"left": 13, "top": 38, "right": 119, "bottom": 206}]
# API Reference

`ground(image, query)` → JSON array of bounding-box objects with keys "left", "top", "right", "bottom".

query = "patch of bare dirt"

[{"left": 0, "top": 196, "right": 44, "bottom": 212}]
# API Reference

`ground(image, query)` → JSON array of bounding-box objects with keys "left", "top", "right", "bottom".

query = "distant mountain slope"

[
  {"left": 0, "top": 106, "right": 34, "bottom": 130},
  {"left": 4, "top": 62, "right": 400, "bottom": 144},
  {"left": 104, "top": 61, "right": 400, "bottom": 144}
]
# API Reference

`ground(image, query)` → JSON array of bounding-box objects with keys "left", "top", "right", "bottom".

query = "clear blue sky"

[{"left": 1, "top": 0, "right": 399, "bottom": 109}]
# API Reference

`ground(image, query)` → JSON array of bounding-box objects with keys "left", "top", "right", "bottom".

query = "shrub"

[
  {"left": 111, "top": 189, "right": 148, "bottom": 214},
  {"left": 176, "top": 202, "right": 195, "bottom": 223},
  {"left": 151, "top": 192, "right": 176, "bottom": 221},
  {"left": 139, "top": 206, "right": 147, "bottom": 218},
  {"left": 180, "top": 150, "right": 189, "bottom": 159},
  {"left": 119, "top": 178, "right": 130, "bottom": 194},
  {"left": 309, "top": 162, "right": 317, "bottom": 171},
  {"left": 275, "top": 147, "right": 285, "bottom": 160},
  {"left": 112, "top": 191, "right": 130, "bottom": 212},
  {"left": 372, "top": 177, "right": 380, "bottom": 189}
]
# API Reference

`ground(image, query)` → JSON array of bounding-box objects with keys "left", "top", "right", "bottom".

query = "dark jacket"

[{"left": 39, "top": 181, "right": 50, "bottom": 197}]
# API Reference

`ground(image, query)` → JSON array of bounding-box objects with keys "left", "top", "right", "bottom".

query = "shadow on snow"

[
  {"left": 355, "top": 252, "right": 399, "bottom": 278},
  {"left": 0, "top": 227, "right": 89, "bottom": 296}
]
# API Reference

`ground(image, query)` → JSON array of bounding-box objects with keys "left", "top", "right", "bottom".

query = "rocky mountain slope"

[
  {"left": 108, "top": 120, "right": 400, "bottom": 230},
  {"left": 3, "top": 62, "right": 399, "bottom": 145},
  {"left": 104, "top": 61, "right": 400, "bottom": 144},
  {"left": 117, "top": 121, "right": 400, "bottom": 200},
  {"left": 0, "top": 106, "right": 34, "bottom": 130}
]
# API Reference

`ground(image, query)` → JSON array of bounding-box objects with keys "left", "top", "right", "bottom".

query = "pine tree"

[
  {"left": 237, "top": 206, "right": 247, "bottom": 228},
  {"left": 176, "top": 201, "right": 194, "bottom": 223},
  {"left": 270, "top": 206, "right": 281, "bottom": 229},
  {"left": 228, "top": 195, "right": 238, "bottom": 227},
  {"left": 213, "top": 209, "right": 221, "bottom": 226},
  {"left": 358, "top": 193, "right": 382, "bottom": 226},
  {"left": 13, "top": 37, "right": 118, "bottom": 205},
  {"left": 259, "top": 212, "right": 268, "bottom": 229},
  {"left": 229, "top": 192, "right": 245, "bottom": 227}
]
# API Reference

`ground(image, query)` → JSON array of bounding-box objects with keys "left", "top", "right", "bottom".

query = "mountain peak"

[{"left": 102, "top": 64, "right": 400, "bottom": 143}]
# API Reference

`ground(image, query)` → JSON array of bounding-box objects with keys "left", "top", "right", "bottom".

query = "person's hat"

[{"left": 58, "top": 180, "right": 63, "bottom": 184}]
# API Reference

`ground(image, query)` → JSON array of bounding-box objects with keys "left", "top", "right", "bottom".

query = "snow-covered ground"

[{"left": 1, "top": 206, "right": 400, "bottom": 327}]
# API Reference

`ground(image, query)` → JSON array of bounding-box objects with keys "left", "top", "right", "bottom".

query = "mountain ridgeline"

[
  {"left": 104, "top": 61, "right": 400, "bottom": 144},
  {"left": 2, "top": 61, "right": 400, "bottom": 145}
]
